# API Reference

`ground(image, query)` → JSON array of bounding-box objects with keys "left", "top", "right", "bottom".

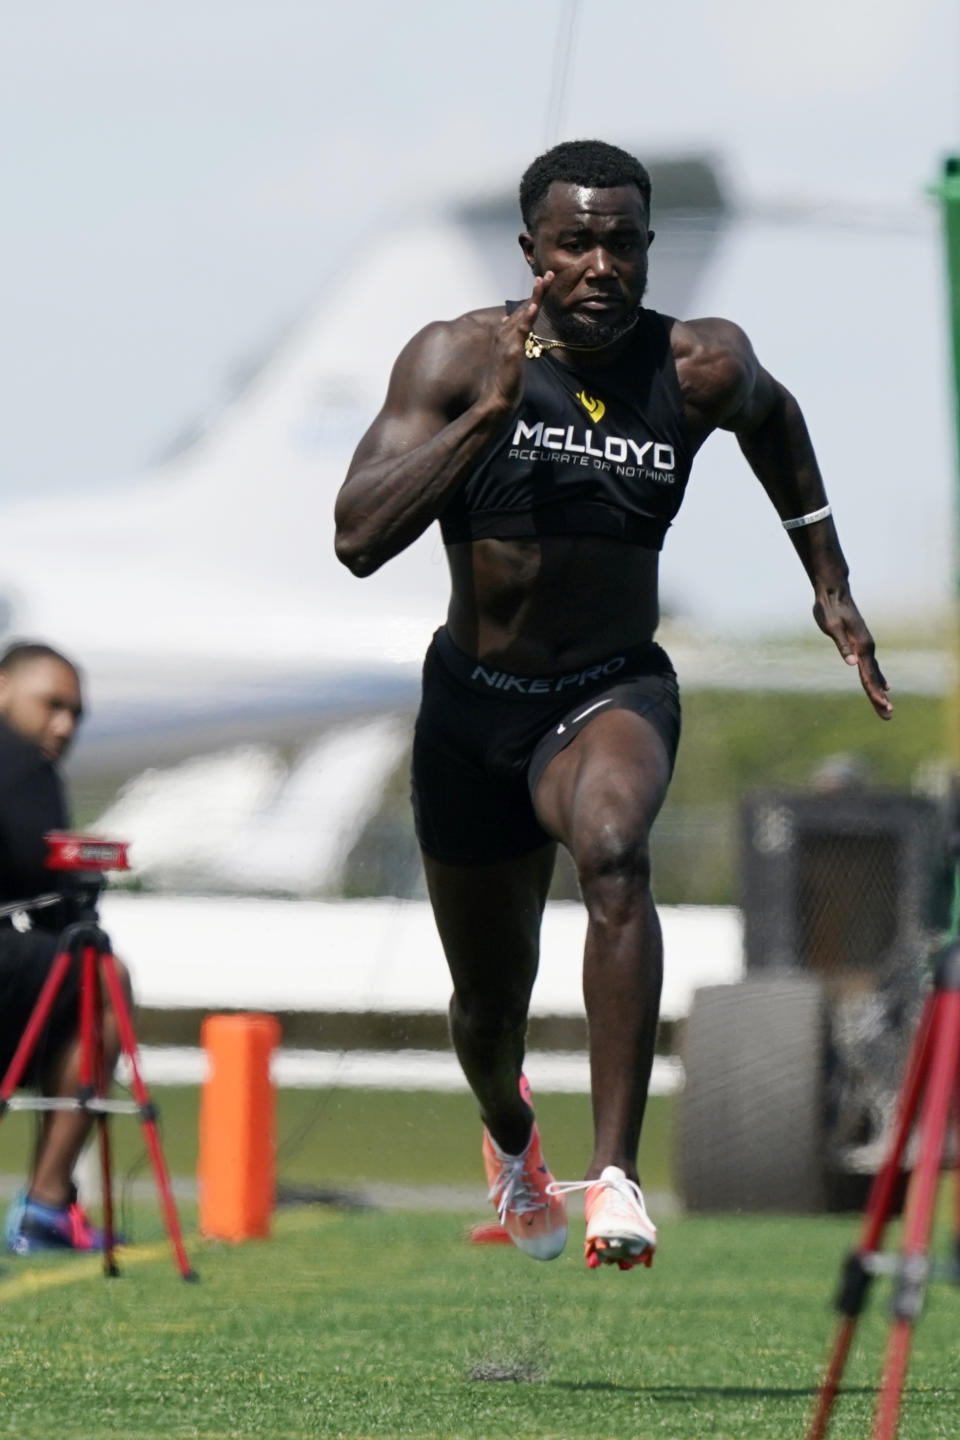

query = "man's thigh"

[
  {"left": 0, "top": 928, "right": 78, "bottom": 1085},
  {"left": 532, "top": 708, "right": 674, "bottom": 854}
]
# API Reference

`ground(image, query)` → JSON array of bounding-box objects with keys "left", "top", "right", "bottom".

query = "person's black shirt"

[{"left": 0, "top": 720, "right": 69, "bottom": 931}]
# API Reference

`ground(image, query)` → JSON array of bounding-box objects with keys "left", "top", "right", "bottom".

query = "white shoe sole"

[{"left": 511, "top": 1224, "right": 567, "bottom": 1261}]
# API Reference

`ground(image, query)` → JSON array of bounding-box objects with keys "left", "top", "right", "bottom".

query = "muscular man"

[
  {"left": 335, "top": 140, "right": 890, "bottom": 1270},
  {"left": 0, "top": 642, "right": 131, "bottom": 1254}
]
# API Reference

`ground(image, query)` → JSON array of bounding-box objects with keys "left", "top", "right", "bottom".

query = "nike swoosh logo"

[{"left": 556, "top": 697, "right": 613, "bottom": 735}]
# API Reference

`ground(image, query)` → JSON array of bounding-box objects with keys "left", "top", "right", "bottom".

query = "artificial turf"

[
  {"left": 2, "top": 1088, "right": 958, "bottom": 1438},
  {"left": 2, "top": 1202, "right": 959, "bottom": 1440}
]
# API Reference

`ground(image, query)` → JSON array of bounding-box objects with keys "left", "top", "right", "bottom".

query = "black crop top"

[{"left": 440, "top": 306, "right": 693, "bottom": 550}]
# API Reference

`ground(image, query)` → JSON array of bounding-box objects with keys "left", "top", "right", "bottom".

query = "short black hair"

[
  {"left": 520, "top": 139, "right": 652, "bottom": 229},
  {"left": 0, "top": 641, "right": 78, "bottom": 676}
]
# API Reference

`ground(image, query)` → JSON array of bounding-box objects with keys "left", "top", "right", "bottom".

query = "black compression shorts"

[
  {"left": 0, "top": 925, "right": 79, "bottom": 1086},
  {"left": 411, "top": 626, "right": 681, "bottom": 865}
]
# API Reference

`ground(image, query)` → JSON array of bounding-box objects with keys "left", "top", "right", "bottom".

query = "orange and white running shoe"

[
  {"left": 482, "top": 1106, "right": 566, "bottom": 1261},
  {"left": 548, "top": 1165, "right": 657, "bottom": 1270}
]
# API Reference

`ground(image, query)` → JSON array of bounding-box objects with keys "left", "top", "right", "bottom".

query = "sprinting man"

[
  {"left": 0, "top": 642, "right": 133, "bottom": 1254},
  {"left": 335, "top": 139, "right": 890, "bottom": 1270}
]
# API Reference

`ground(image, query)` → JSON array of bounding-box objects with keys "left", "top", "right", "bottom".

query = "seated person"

[{"left": 0, "top": 641, "right": 132, "bottom": 1253}]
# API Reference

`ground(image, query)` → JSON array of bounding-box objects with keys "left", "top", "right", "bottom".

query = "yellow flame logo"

[{"left": 576, "top": 391, "right": 605, "bottom": 424}]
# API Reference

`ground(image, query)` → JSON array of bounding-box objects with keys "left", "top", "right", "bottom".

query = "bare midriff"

[{"left": 444, "top": 535, "right": 660, "bottom": 673}]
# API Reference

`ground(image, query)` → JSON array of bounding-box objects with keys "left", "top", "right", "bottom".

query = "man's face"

[
  {"left": 520, "top": 182, "right": 652, "bottom": 347},
  {"left": 0, "top": 658, "right": 83, "bottom": 762}
]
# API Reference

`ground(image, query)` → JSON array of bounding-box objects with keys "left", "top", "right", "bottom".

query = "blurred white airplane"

[{"left": 0, "top": 154, "right": 952, "bottom": 766}]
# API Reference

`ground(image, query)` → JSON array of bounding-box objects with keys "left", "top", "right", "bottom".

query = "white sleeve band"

[{"left": 782, "top": 503, "right": 832, "bottom": 531}]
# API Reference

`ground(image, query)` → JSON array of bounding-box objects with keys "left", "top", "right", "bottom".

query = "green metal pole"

[
  {"left": 933, "top": 160, "right": 960, "bottom": 933},
  {"left": 933, "top": 158, "right": 960, "bottom": 769}
]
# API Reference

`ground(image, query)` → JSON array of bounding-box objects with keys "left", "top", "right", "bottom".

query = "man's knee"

[
  {"left": 449, "top": 989, "right": 528, "bottom": 1045},
  {"left": 574, "top": 817, "right": 653, "bottom": 920}
]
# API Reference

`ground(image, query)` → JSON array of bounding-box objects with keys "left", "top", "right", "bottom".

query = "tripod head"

[{"left": 44, "top": 832, "right": 131, "bottom": 924}]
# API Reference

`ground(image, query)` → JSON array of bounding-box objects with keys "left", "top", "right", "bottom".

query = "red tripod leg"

[
  {"left": 91, "top": 954, "right": 119, "bottom": 1277},
  {"left": 0, "top": 946, "right": 76, "bottom": 1101},
  {"left": 806, "top": 994, "right": 937, "bottom": 1440},
  {"left": 872, "top": 991, "right": 960, "bottom": 1440},
  {"left": 859, "top": 996, "right": 938, "bottom": 1254},
  {"left": 78, "top": 944, "right": 97, "bottom": 1093},
  {"left": 98, "top": 951, "right": 197, "bottom": 1281},
  {"left": 955, "top": 1107, "right": 960, "bottom": 1286},
  {"left": 953, "top": 1054, "right": 960, "bottom": 1282},
  {"left": 77, "top": 943, "right": 120, "bottom": 1275}
]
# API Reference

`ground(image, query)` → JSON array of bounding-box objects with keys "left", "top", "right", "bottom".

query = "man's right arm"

[
  {"left": 0, "top": 753, "right": 68, "bottom": 910},
  {"left": 334, "top": 277, "right": 552, "bottom": 577}
]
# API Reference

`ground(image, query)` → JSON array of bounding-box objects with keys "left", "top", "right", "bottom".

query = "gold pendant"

[{"left": 524, "top": 335, "right": 543, "bottom": 359}]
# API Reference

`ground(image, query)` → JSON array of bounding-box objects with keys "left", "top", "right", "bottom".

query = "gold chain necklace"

[{"left": 523, "top": 312, "right": 640, "bottom": 360}]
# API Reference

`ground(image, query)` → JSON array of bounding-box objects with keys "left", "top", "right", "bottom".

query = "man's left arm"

[{"left": 680, "top": 317, "right": 892, "bottom": 720}]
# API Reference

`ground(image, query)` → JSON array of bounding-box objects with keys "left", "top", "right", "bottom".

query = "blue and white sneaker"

[{"left": 3, "top": 1187, "right": 116, "bottom": 1255}]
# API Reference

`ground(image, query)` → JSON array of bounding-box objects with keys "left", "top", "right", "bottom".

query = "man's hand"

[
  {"left": 813, "top": 590, "right": 892, "bottom": 720},
  {"left": 477, "top": 272, "right": 554, "bottom": 416}
]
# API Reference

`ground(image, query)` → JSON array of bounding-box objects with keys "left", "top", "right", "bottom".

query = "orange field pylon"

[{"left": 198, "top": 1013, "right": 281, "bottom": 1241}]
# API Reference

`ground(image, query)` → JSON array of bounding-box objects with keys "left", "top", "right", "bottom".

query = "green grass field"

[
  {"left": 2, "top": 1087, "right": 959, "bottom": 1439},
  {"left": 0, "top": 1089, "right": 676, "bottom": 1198},
  {"left": 2, "top": 1204, "right": 960, "bottom": 1440}
]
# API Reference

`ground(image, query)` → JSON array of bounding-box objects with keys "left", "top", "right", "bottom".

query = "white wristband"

[{"left": 782, "top": 503, "right": 831, "bottom": 531}]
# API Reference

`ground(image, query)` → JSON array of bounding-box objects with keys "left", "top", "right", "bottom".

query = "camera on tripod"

[
  {"left": 44, "top": 831, "right": 130, "bottom": 923},
  {"left": 0, "top": 828, "right": 196, "bottom": 1280}
]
